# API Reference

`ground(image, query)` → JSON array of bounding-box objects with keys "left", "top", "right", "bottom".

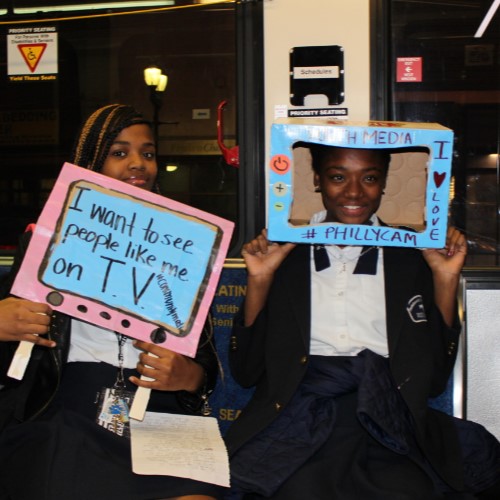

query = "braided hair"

[{"left": 70, "top": 104, "right": 152, "bottom": 173}]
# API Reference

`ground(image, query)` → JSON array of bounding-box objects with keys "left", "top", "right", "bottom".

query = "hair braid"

[{"left": 70, "top": 104, "right": 151, "bottom": 173}]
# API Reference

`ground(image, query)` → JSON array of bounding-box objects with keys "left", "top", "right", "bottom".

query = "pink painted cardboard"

[{"left": 11, "top": 163, "right": 234, "bottom": 358}]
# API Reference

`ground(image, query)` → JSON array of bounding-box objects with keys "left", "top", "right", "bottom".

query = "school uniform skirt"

[
  {"left": 230, "top": 354, "right": 498, "bottom": 500},
  {"left": 241, "top": 391, "right": 469, "bottom": 500},
  {"left": 0, "top": 362, "right": 226, "bottom": 500}
]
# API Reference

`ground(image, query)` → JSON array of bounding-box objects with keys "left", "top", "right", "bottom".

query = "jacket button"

[
  {"left": 274, "top": 402, "right": 282, "bottom": 412},
  {"left": 300, "top": 356, "right": 308, "bottom": 365},
  {"left": 230, "top": 336, "right": 237, "bottom": 351}
]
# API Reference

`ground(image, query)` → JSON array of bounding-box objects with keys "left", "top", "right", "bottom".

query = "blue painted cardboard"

[{"left": 268, "top": 119, "right": 454, "bottom": 248}]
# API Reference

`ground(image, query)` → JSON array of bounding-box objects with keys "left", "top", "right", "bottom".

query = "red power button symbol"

[{"left": 270, "top": 155, "right": 290, "bottom": 174}]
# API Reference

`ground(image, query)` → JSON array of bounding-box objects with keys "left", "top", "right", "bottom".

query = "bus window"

[
  {"left": 0, "top": 1, "right": 243, "bottom": 253},
  {"left": 387, "top": 0, "right": 500, "bottom": 266}
]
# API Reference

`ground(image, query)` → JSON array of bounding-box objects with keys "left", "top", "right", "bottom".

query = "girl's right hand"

[
  {"left": 0, "top": 297, "right": 55, "bottom": 347},
  {"left": 241, "top": 229, "right": 296, "bottom": 278}
]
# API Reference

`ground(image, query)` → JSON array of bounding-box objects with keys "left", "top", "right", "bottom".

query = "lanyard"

[{"left": 114, "top": 333, "right": 127, "bottom": 389}]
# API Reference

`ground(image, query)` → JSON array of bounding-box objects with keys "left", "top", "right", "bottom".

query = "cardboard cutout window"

[{"left": 290, "top": 143, "right": 429, "bottom": 230}]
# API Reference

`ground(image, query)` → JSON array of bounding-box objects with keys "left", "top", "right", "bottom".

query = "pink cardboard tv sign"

[{"left": 11, "top": 163, "right": 234, "bottom": 358}]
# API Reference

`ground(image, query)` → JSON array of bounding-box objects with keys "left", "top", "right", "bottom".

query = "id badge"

[{"left": 96, "top": 387, "right": 135, "bottom": 439}]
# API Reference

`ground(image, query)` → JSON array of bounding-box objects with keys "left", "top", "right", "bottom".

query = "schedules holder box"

[{"left": 267, "top": 118, "right": 454, "bottom": 248}]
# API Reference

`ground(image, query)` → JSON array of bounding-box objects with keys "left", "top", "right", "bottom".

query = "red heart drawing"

[{"left": 434, "top": 171, "right": 446, "bottom": 188}]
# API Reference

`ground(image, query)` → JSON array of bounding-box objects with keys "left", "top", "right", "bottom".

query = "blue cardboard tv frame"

[{"left": 267, "top": 119, "right": 454, "bottom": 248}]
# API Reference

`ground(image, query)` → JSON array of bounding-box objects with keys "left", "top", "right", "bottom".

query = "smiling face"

[
  {"left": 101, "top": 123, "right": 157, "bottom": 191},
  {"left": 313, "top": 147, "right": 388, "bottom": 224}
]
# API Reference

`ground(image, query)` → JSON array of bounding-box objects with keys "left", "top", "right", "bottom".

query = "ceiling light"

[
  {"left": 14, "top": 2, "right": 175, "bottom": 14},
  {"left": 474, "top": 0, "right": 500, "bottom": 38},
  {"left": 144, "top": 66, "right": 168, "bottom": 92}
]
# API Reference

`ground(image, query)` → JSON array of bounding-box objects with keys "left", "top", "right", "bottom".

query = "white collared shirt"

[
  {"left": 68, "top": 319, "right": 140, "bottom": 368},
  {"left": 309, "top": 212, "right": 388, "bottom": 357}
]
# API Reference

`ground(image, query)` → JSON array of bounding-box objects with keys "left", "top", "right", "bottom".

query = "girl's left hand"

[
  {"left": 129, "top": 339, "right": 204, "bottom": 393},
  {"left": 421, "top": 226, "right": 467, "bottom": 276}
]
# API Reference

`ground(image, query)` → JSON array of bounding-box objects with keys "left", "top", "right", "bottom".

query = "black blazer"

[{"left": 225, "top": 244, "right": 463, "bottom": 489}]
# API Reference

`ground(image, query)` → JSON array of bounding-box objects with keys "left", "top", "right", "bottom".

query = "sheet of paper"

[{"left": 130, "top": 411, "right": 230, "bottom": 487}]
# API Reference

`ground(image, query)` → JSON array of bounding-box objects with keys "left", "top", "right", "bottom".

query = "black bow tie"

[{"left": 313, "top": 245, "right": 379, "bottom": 275}]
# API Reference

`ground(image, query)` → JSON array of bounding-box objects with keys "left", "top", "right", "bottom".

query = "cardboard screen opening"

[{"left": 290, "top": 143, "right": 430, "bottom": 232}]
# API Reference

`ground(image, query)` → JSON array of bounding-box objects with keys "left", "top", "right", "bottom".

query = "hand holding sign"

[
  {"left": 129, "top": 340, "right": 207, "bottom": 421},
  {"left": 0, "top": 298, "right": 54, "bottom": 380},
  {"left": 0, "top": 298, "right": 52, "bottom": 344},
  {"left": 131, "top": 339, "right": 206, "bottom": 392}
]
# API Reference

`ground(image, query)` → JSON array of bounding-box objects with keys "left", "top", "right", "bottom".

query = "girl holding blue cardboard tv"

[{"left": 225, "top": 144, "right": 499, "bottom": 499}]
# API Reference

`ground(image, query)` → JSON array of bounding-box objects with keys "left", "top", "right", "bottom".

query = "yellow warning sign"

[
  {"left": 18, "top": 44, "right": 47, "bottom": 73},
  {"left": 8, "top": 27, "right": 57, "bottom": 77}
]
